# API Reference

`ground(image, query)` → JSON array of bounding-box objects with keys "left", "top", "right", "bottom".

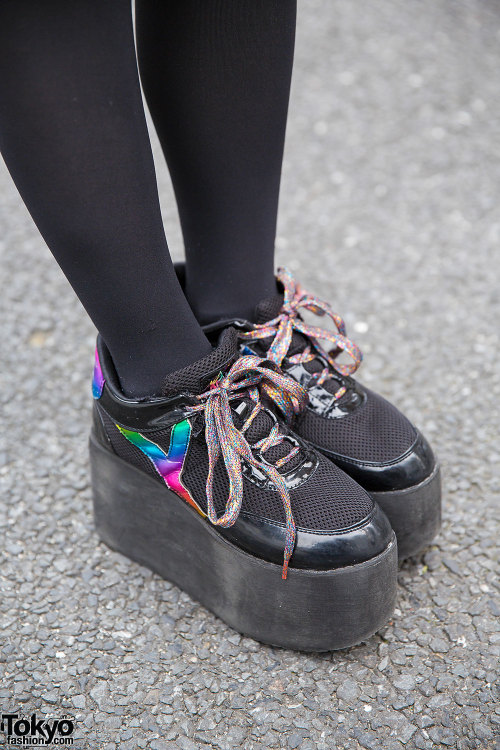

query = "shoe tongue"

[
  {"left": 253, "top": 293, "right": 284, "bottom": 325},
  {"left": 161, "top": 327, "right": 239, "bottom": 397},
  {"left": 252, "top": 296, "right": 346, "bottom": 396},
  {"left": 287, "top": 332, "right": 346, "bottom": 394},
  {"left": 253, "top": 293, "right": 311, "bottom": 359},
  {"left": 236, "top": 401, "right": 302, "bottom": 472}
]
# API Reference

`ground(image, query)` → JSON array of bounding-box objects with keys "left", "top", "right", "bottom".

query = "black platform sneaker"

[
  {"left": 89, "top": 327, "right": 397, "bottom": 651},
  {"left": 195, "top": 269, "right": 441, "bottom": 560}
]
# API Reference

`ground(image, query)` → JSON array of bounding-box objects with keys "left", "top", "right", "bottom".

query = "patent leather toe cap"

[
  {"left": 219, "top": 502, "right": 393, "bottom": 570},
  {"left": 321, "top": 431, "right": 437, "bottom": 493}
]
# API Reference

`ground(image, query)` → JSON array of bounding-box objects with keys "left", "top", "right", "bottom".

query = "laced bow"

[
  {"left": 187, "top": 354, "right": 308, "bottom": 579},
  {"left": 240, "top": 267, "right": 363, "bottom": 399}
]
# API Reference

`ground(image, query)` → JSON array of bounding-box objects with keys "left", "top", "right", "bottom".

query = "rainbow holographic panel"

[
  {"left": 92, "top": 348, "right": 105, "bottom": 399},
  {"left": 114, "top": 419, "right": 204, "bottom": 516}
]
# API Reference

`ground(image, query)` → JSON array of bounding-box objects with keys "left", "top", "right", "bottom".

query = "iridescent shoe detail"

[{"left": 89, "top": 326, "right": 397, "bottom": 650}]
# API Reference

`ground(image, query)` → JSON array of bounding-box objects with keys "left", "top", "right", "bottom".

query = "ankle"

[
  {"left": 185, "top": 273, "right": 277, "bottom": 326},
  {"left": 103, "top": 329, "right": 212, "bottom": 400}
]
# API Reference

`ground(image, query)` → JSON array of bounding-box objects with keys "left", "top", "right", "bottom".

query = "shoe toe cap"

[
  {"left": 330, "top": 430, "right": 436, "bottom": 492},
  {"left": 291, "top": 501, "right": 394, "bottom": 569},
  {"left": 221, "top": 466, "right": 394, "bottom": 571},
  {"left": 300, "top": 386, "right": 437, "bottom": 492}
]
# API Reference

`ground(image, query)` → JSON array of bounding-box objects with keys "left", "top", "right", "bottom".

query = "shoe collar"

[{"left": 93, "top": 327, "right": 239, "bottom": 429}]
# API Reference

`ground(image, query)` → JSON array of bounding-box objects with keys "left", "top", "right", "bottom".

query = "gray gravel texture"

[{"left": 1, "top": 1, "right": 499, "bottom": 748}]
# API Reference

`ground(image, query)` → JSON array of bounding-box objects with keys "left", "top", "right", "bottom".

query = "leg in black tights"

[
  {"left": 0, "top": 0, "right": 296, "bottom": 395},
  {"left": 136, "top": 0, "right": 297, "bottom": 324},
  {"left": 0, "top": 0, "right": 211, "bottom": 398}
]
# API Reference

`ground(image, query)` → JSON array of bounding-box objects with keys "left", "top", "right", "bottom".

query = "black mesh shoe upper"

[
  {"left": 296, "top": 387, "right": 417, "bottom": 464},
  {"left": 240, "top": 306, "right": 420, "bottom": 467},
  {"left": 92, "top": 327, "right": 392, "bottom": 571},
  {"left": 100, "top": 409, "right": 373, "bottom": 532},
  {"left": 205, "top": 271, "right": 437, "bottom": 490}
]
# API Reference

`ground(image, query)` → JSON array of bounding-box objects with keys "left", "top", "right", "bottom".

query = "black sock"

[
  {"left": 136, "top": 0, "right": 296, "bottom": 324},
  {"left": 0, "top": 0, "right": 211, "bottom": 398}
]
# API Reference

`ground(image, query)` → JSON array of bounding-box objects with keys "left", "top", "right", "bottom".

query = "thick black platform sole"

[
  {"left": 89, "top": 433, "right": 398, "bottom": 652},
  {"left": 371, "top": 463, "right": 442, "bottom": 560}
]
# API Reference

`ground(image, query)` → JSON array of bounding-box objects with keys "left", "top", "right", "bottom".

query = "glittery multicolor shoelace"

[
  {"left": 240, "top": 267, "right": 363, "bottom": 401},
  {"left": 187, "top": 354, "right": 308, "bottom": 579}
]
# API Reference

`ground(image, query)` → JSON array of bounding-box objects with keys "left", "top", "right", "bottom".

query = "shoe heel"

[{"left": 89, "top": 432, "right": 398, "bottom": 651}]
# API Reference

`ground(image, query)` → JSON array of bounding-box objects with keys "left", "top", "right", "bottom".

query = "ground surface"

[{"left": 1, "top": 1, "right": 499, "bottom": 749}]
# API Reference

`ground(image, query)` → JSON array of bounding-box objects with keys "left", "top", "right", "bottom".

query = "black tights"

[{"left": 0, "top": 0, "right": 296, "bottom": 397}]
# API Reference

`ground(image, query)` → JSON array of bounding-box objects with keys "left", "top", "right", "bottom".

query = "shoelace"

[
  {"left": 186, "top": 354, "right": 308, "bottom": 579},
  {"left": 240, "top": 267, "right": 363, "bottom": 401}
]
